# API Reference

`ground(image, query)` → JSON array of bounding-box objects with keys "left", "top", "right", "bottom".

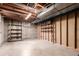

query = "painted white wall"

[{"left": 0, "top": 14, "right": 4, "bottom": 46}]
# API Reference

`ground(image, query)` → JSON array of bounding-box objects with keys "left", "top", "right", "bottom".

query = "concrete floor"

[{"left": 0, "top": 39, "right": 79, "bottom": 56}]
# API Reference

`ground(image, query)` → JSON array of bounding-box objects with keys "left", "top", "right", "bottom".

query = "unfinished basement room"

[{"left": 0, "top": 3, "right": 79, "bottom": 56}]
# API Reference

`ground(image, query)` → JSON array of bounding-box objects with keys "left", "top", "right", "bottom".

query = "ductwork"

[{"left": 32, "top": 3, "right": 79, "bottom": 24}]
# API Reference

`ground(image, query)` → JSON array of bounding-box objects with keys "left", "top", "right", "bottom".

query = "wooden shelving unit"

[
  {"left": 7, "top": 20, "right": 22, "bottom": 42},
  {"left": 39, "top": 20, "right": 56, "bottom": 43},
  {"left": 40, "top": 21, "right": 52, "bottom": 41}
]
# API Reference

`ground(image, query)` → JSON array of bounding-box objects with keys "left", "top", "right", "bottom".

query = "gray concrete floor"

[{"left": 0, "top": 39, "right": 79, "bottom": 56}]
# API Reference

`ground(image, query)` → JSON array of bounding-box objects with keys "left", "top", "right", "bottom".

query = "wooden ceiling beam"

[
  {"left": 0, "top": 3, "right": 37, "bottom": 22},
  {"left": 0, "top": 9, "right": 36, "bottom": 21},
  {"left": 13, "top": 3, "right": 36, "bottom": 13},
  {"left": 0, "top": 4, "right": 36, "bottom": 17},
  {"left": 3, "top": 3, "right": 36, "bottom": 14}
]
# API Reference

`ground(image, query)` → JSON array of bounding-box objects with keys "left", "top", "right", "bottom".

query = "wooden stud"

[
  {"left": 56, "top": 17, "right": 61, "bottom": 44},
  {"left": 60, "top": 16, "right": 62, "bottom": 45},
  {"left": 77, "top": 10, "right": 79, "bottom": 49},
  {"left": 75, "top": 11, "right": 77, "bottom": 48}
]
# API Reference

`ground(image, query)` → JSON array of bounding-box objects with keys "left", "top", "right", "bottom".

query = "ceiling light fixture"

[{"left": 25, "top": 13, "right": 32, "bottom": 20}]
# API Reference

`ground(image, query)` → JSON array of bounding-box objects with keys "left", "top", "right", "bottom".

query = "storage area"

[
  {"left": 0, "top": 3, "right": 79, "bottom": 56},
  {"left": 37, "top": 10, "right": 79, "bottom": 50},
  {"left": 7, "top": 20, "right": 22, "bottom": 41}
]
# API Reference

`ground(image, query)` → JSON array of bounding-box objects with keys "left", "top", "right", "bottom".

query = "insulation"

[
  {"left": 37, "top": 9, "right": 79, "bottom": 49},
  {"left": 61, "top": 15, "right": 67, "bottom": 46},
  {"left": 54, "top": 23, "right": 56, "bottom": 43},
  {"left": 56, "top": 17, "right": 60, "bottom": 44},
  {"left": 68, "top": 12, "right": 75, "bottom": 48}
]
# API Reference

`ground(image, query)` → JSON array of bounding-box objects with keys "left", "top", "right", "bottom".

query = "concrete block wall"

[
  {"left": 22, "top": 22, "right": 38, "bottom": 39},
  {"left": 3, "top": 21, "right": 38, "bottom": 41},
  {"left": 4, "top": 20, "right": 9, "bottom": 42},
  {"left": 0, "top": 16, "right": 38, "bottom": 43},
  {"left": 0, "top": 14, "right": 5, "bottom": 45}
]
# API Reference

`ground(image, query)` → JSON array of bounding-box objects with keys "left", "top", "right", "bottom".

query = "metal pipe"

[{"left": 32, "top": 3, "right": 79, "bottom": 24}]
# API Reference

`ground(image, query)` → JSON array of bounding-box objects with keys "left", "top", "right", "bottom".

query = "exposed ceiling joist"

[
  {"left": 0, "top": 3, "right": 53, "bottom": 22},
  {"left": 1, "top": 9, "right": 36, "bottom": 18},
  {"left": 10, "top": 3, "right": 36, "bottom": 14},
  {"left": 0, "top": 9, "right": 36, "bottom": 22},
  {"left": 0, "top": 4, "right": 36, "bottom": 17}
]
